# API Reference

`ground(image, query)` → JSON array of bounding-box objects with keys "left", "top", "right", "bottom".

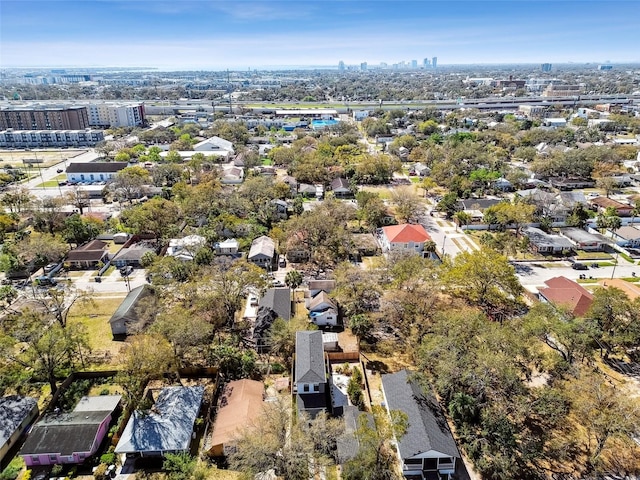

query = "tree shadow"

[{"left": 365, "top": 360, "right": 390, "bottom": 374}]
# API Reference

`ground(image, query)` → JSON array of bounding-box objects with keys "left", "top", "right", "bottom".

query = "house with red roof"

[
  {"left": 379, "top": 224, "right": 432, "bottom": 254},
  {"left": 538, "top": 276, "right": 594, "bottom": 316}
]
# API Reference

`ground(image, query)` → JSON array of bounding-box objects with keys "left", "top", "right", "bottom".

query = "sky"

[{"left": 1, "top": 0, "right": 639, "bottom": 70}]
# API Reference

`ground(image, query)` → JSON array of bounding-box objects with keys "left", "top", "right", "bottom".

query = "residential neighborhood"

[{"left": 1, "top": 59, "right": 640, "bottom": 480}]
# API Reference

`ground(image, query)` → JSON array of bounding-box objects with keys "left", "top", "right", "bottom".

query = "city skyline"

[{"left": 1, "top": 1, "right": 639, "bottom": 70}]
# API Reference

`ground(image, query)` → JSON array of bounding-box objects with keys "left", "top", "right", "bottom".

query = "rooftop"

[
  {"left": 295, "top": 331, "right": 326, "bottom": 385},
  {"left": 381, "top": 224, "right": 431, "bottom": 244}
]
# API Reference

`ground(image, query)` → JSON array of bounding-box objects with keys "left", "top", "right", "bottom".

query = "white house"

[
  {"left": 166, "top": 235, "right": 206, "bottom": 262},
  {"left": 379, "top": 224, "right": 432, "bottom": 253},
  {"left": 193, "top": 136, "right": 235, "bottom": 155},
  {"left": 307, "top": 291, "right": 339, "bottom": 327},
  {"left": 248, "top": 236, "right": 275, "bottom": 269},
  {"left": 215, "top": 238, "right": 239, "bottom": 255},
  {"left": 66, "top": 162, "right": 127, "bottom": 183}
]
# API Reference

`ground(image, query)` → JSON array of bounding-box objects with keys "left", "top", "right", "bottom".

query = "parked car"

[
  {"left": 43, "top": 263, "right": 59, "bottom": 274},
  {"left": 35, "top": 275, "right": 57, "bottom": 286},
  {"left": 278, "top": 255, "right": 286, "bottom": 268},
  {"left": 120, "top": 266, "right": 134, "bottom": 276},
  {"left": 572, "top": 262, "right": 588, "bottom": 270}
]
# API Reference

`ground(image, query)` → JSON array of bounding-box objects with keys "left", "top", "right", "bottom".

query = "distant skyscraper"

[
  {"left": 411, "top": 59, "right": 418, "bottom": 69},
  {"left": 423, "top": 58, "right": 430, "bottom": 68},
  {"left": 432, "top": 57, "right": 437, "bottom": 68},
  {"left": 597, "top": 64, "right": 613, "bottom": 70},
  {"left": 338, "top": 60, "right": 345, "bottom": 71},
  {"left": 360, "top": 62, "right": 368, "bottom": 71},
  {"left": 541, "top": 63, "right": 552, "bottom": 72}
]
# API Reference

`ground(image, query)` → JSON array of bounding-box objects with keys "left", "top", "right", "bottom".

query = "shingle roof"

[
  {"left": 330, "top": 178, "right": 350, "bottom": 191},
  {"left": 381, "top": 370, "right": 459, "bottom": 460},
  {"left": 248, "top": 236, "right": 275, "bottom": 259},
  {"left": 308, "top": 291, "right": 337, "bottom": 312},
  {"left": 295, "top": 331, "right": 326, "bottom": 384},
  {"left": 207, "top": 380, "right": 264, "bottom": 452},
  {"left": 66, "top": 162, "right": 127, "bottom": 174},
  {"left": 109, "top": 285, "right": 153, "bottom": 325},
  {"left": 382, "top": 224, "right": 431, "bottom": 244},
  {"left": 538, "top": 276, "right": 594, "bottom": 316},
  {"left": 259, "top": 287, "right": 291, "bottom": 321},
  {"left": 115, "top": 386, "right": 204, "bottom": 454},
  {"left": 0, "top": 396, "right": 37, "bottom": 446}
]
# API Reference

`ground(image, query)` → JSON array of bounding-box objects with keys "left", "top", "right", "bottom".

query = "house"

[
  {"left": 307, "top": 291, "right": 339, "bottom": 327},
  {"left": 412, "top": 163, "right": 431, "bottom": 177},
  {"left": 295, "top": 331, "right": 329, "bottom": 418},
  {"left": 214, "top": 238, "right": 239, "bottom": 256},
  {"left": 610, "top": 226, "right": 640, "bottom": 247},
  {"left": 109, "top": 284, "right": 156, "bottom": 337},
  {"left": 66, "top": 239, "right": 109, "bottom": 269},
  {"left": 206, "top": 379, "right": 264, "bottom": 457},
  {"left": 455, "top": 198, "right": 502, "bottom": 211},
  {"left": 538, "top": 276, "right": 594, "bottom": 316},
  {"left": 220, "top": 166, "right": 244, "bottom": 185},
  {"left": 381, "top": 370, "right": 460, "bottom": 480},
  {"left": 522, "top": 227, "right": 574, "bottom": 254},
  {"left": 113, "top": 232, "right": 130, "bottom": 244},
  {"left": 115, "top": 386, "right": 204, "bottom": 457},
  {"left": 589, "top": 197, "right": 633, "bottom": 217},
  {"left": 379, "top": 224, "right": 432, "bottom": 253},
  {"left": 258, "top": 287, "right": 292, "bottom": 322},
  {"left": 166, "top": 235, "right": 206, "bottom": 262},
  {"left": 286, "top": 232, "right": 311, "bottom": 263},
  {"left": 66, "top": 162, "right": 126, "bottom": 183},
  {"left": 21, "top": 395, "right": 121, "bottom": 467},
  {"left": 330, "top": 178, "right": 352, "bottom": 198},
  {"left": 0, "top": 396, "right": 38, "bottom": 463},
  {"left": 544, "top": 117, "right": 567, "bottom": 128},
  {"left": 248, "top": 236, "right": 275, "bottom": 269},
  {"left": 560, "top": 228, "right": 608, "bottom": 251},
  {"left": 548, "top": 177, "right": 595, "bottom": 190},
  {"left": 111, "top": 244, "right": 154, "bottom": 268},
  {"left": 270, "top": 199, "right": 288, "bottom": 219},
  {"left": 193, "top": 136, "right": 235, "bottom": 155},
  {"left": 352, "top": 233, "right": 381, "bottom": 259},
  {"left": 308, "top": 280, "right": 336, "bottom": 297},
  {"left": 298, "top": 183, "right": 317, "bottom": 197},
  {"left": 492, "top": 177, "right": 513, "bottom": 191}
]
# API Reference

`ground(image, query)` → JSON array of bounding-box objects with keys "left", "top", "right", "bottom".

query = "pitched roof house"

[
  {"left": 379, "top": 224, "right": 431, "bottom": 253},
  {"left": 538, "top": 276, "right": 594, "bottom": 316},
  {"left": 248, "top": 236, "right": 275, "bottom": 269},
  {"left": 522, "top": 227, "right": 574, "bottom": 254},
  {"left": 330, "top": 178, "right": 352, "bottom": 197},
  {"left": 66, "top": 239, "right": 109, "bottom": 269},
  {"left": 381, "top": 370, "right": 460, "bottom": 479},
  {"left": 109, "top": 284, "right": 155, "bottom": 337},
  {"left": 307, "top": 291, "right": 339, "bottom": 327},
  {"left": 1, "top": 396, "right": 38, "bottom": 463},
  {"left": 295, "top": 331, "right": 329, "bottom": 418},
  {"left": 115, "top": 386, "right": 204, "bottom": 457},
  {"left": 21, "top": 395, "right": 121, "bottom": 467},
  {"left": 66, "top": 162, "right": 127, "bottom": 183},
  {"left": 258, "top": 287, "right": 292, "bottom": 321},
  {"left": 206, "top": 379, "right": 264, "bottom": 457}
]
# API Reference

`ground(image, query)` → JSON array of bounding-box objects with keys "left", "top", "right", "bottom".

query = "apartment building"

[
  {"left": 86, "top": 103, "right": 145, "bottom": 127},
  {"left": 0, "top": 105, "right": 89, "bottom": 130},
  {"left": 0, "top": 129, "right": 104, "bottom": 148}
]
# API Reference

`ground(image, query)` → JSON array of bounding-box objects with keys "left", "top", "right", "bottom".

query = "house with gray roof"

[
  {"left": 115, "top": 386, "right": 204, "bottom": 457},
  {"left": 330, "top": 178, "right": 352, "bottom": 198},
  {"left": 522, "top": 227, "right": 574, "bottom": 254},
  {"left": 21, "top": 395, "right": 121, "bottom": 467},
  {"left": 381, "top": 370, "right": 460, "bottom": 479},
  {"left": 1, "top": 396, "right": 38, "bottom": 463},
  {"left": 109, "top": 284, "right": 156, "bottom": 337},
  {"left": 295, "top": 331, "right": 329, "bottom": 418},
  {"left": 560, "top": 227, "right": 608, "bottom": 251},
  {"left": 307, "top": 291, "right": 339, "bottom": 327},
  {"left": 258, "top": 287, "right": 292, "bottom": 322},
  {"left": 248, "top": 236, "right": 275, "bottom": 269}
]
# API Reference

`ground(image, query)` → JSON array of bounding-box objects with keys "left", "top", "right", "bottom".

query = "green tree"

[
  {"left": 120, "top": 197, "right": 181, "bottom": 244},
  {"left": 390, "top": 187, "right": 422, "bottom": 223},
  {"left": 285, "top": 269, "right": 302, "bottom": 289},
  {"left": 63, "top": 213, "right": 100, "bottom": 245},
  {"left": 111, "top": 165, "right": 150, "bottom": 203},
  {"left": 443, "top": 247, "right": 523, "bottom": 316}
]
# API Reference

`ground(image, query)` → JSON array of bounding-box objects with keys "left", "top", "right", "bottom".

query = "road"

[{"left": 419, "top": 210, "right": 479, "bottom": 258}]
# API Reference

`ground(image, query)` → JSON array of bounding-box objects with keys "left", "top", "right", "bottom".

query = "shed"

[{"left": 109, "top": 285, "right": 155, "bottom": 337}]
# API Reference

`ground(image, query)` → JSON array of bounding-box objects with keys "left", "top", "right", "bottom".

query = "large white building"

[
  {"left": 0, "top": 129, "right": 104, "bottom": 148},
  {"left": 86, "top": 103, "right": 145, "bottom": 128}
]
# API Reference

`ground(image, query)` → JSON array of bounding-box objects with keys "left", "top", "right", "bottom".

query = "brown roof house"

[
  {"left": 206, "top": 379, "right": 265, "bottom": 457},
  {"left": 66, "top": 239, "right": 108, "bottom": 269},
  {"left": 538, "top": 276, "right": 594, "bottom": 316}
]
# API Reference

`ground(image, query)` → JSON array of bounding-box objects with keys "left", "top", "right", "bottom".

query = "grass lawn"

[
  {"left": 67, "top": 296, "right": 127, "bottom": 364},
  {"left": 262, "top": 158, "right": 273, "bottom": 165},
  {"left": 574, "top": 250, "right": 613, "bottom": 260}
]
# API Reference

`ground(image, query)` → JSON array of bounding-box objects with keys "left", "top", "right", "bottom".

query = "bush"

[
  {"left": 51, "top": 465, "right": 63, "bottom": 477},
  {"left": 352, "top": 367, "right": 363, "bottom": 387},
  {"left": 347, "top": 375, "right": 364, "bottom": 408},
  {"left": 99, "top": 453, "right": 115, "bottom": 465},
  {"left": 57, "top": 379, "right": 93, "bottom": 411},
  {"left": 270, "top": 363, "right": 285, "bottom": 374},
  {"left": 0, "top": 457, "right": 24, "bottom": 480}
]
